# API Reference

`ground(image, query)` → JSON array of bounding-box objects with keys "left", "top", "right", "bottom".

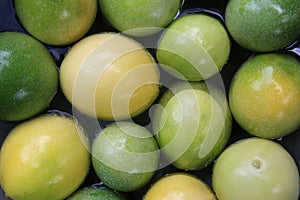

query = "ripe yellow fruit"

[
  {"left": 60, "top": 33, "right": 160, "bottom": 121},
  {"left": 144, "top": 173, "right": 216, "bottom": 200},
  {"left": 0, "top": 115, "right": 90, "bottom": 200}
]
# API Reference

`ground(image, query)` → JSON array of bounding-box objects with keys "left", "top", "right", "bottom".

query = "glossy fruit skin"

[
  {"left": 69, "top": 186, "right": 127, "bottom": 200},
  {"left": 156, "top": 14, "right": 230, "bottom": 81},
  {"left": 91, "top": 122, "right": 159, "bottom": 192},
  {"left": 0, "top": 32, "right": 58, "bottom": 121},
  {"left": 15, "top": 0, "right": 98, "bottom": 45},
  {"left": 212, "top": 138, "right": 300, "bottom": 200},
  {"left": 229, "top": 53, "right": 300, "bottom": 139},
  {"left": 0, "top": 115, "right": 90, "bottom": 200},
  {"left": 225, "top": 0, "right": 300, "bottom": 52},
  {"left": 153, "top": 88, "right": 231, "bottom": 170},
  {"left": 99, "top": 0, "right": 182, "bottom": 36},
  {"left": 144, "top": 173, "right": 216, "bottom": 200},
  {"left": 60, "top": 33, "right": 160, "bottom": 121}
]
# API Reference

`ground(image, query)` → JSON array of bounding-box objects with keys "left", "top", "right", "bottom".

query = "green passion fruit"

[
  {"left": 69, "top": 186, "right": 127, "bottom": 200},
  {"left": 91, "top": 122, "right": 159, "bottom": 192},
  {"left": 225, "top": 0, "right": 300, "bottom": 52},
  {"left": 156, "top": 13, "right": 230, "bottom": 81},
  {"left": 99, "top": 0, "right": 182, "bottom": 36},
  {"left": 153, "top": 86, "right": 232, "bottom": 170},
  {"left": 212, "top": 137, "right": 299, "bottom": 200},
  {"left": 0, "top": 32, "right": 58, "bottom": 121},
  {"left": 15, "top": 0, "right": 98, "bottom": 45}
]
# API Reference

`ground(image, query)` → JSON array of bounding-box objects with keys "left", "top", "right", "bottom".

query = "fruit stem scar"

[{"left": 251, "top": 158, "right": 262, "bottom": 169}]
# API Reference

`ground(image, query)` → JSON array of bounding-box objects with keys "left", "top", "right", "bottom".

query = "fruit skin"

[
  {"left": 91, "top": 122, "right": 159, "bottom": 192},
  {"left": 229, "top": 53, "right": 300, "bottom": 139},
  {"left": 225, "top": 0, "right": 300, "bottom": 52},
  {"left": 60, "top": 33, "right": 160, "bottom": 121},
  {"left": 156, "top": 14, "right": 230, "bottom": 81},
  {"left": 212, "top": 137, "right": 300, "bottom": 200},
  {"left": 144, "top": 172, "right": 216, "bottom": 200},
  {"left": 99, "top": 0, "right": 182, "bottom": 36},
  {"left": 69, "top": 186, "right": 127, "bottom": 200},
  {"left": 0, "top": 115, "right": 90, "bottom": 200},
  {"left": 153, "top": 85, "right": 232, "bottom": 170},
  {"left": 15, "top": 0, "right": 98, "bottom": 45},
  {"left": 0, "top": 31, "right": 58, "bottom": 121}
]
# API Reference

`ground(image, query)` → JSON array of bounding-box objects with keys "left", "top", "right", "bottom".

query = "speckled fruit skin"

[
  {"left": 144, "top": 173, "right": 216, "bottom": 200},
  {"left": 15, "top": 0, "right": 98, "bottom": 45},
  {"left": 212, "top": 138, "right": 300, "bottom": 200},
  {"left": 225, "top": 0, "right": 300, "bottom": 52},
  {"left": 156, "top": 14, "right": 230, "bottom": 81},
  {"left": 153, "top": 88, "right": 232, "bottom": 170},
  {"left": 99, "top": 0, "right": 182, "bottom": 36},
  {"left": 0, "top": 32, "right": 58, "bottom": 121},
  {"left": 229, "top": 53, "right": 300, "bottom": 139},
  {"left": 0, "top": 115, "right": 90, "bottom": 200},
  {"left": 69, "top": 187, "right": 127, "bottom": 200},
  {"left": 91, "top": 122, "right": 159, "bottom": 192}
]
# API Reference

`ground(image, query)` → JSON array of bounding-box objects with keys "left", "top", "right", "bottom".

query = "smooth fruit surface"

[
  {"left": 99, "top": 0, "right": 182, "bottom": 36},
  {"left": 144, "top": 173, "right": 216, "bottom": 200},
  {"left": 225, "top": 0, "right": 300, "bottom": 52},
  {"left": 156, "top": 13, "right": 230, "bottom": 81},
  {"left": 69, "top": 186, "right": 127, "bottom": 200},
  {"left": 229, "top": 53, "right": 300, "bottom": 139},
  {"left": 15, "top": 0, "right": 98, "bottom": 45},
  {"left": 212, "top": 138, "right": 300, "bottom": 200},
  {"left": 91, "top": 122, "right": 159, "bottom": 192},
  {"left": 153, "top": 88, "right": 231, "bottom": 170},
  {"left": 60, "top": 33, "right": 160, "bottom": 121},
  {"left": 0, "top": 31, "right": 58, "bottom": 121},
  {"left": 0, "top": 115, "right": 90, "bottom": 200}
]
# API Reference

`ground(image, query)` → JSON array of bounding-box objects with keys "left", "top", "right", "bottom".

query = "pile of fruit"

[{"left": 0, "top": 0, "right": 299, "bottom": 199}]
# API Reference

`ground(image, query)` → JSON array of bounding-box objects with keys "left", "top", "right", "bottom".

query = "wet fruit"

[
  {"left": 0, "top": 115, "right": 90, "bottom": 200},
  {"left": 0, "top": 31, "right": 58, "bottom": 121}
]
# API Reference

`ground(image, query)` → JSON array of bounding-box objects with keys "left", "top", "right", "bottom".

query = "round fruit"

[
  {"left": 0, "top": 115, "right": 90, "bottom": 200},
  {"left": 212, "top": 137, "right": 300, "bottom": 200},
  {"left": 99, "top": 0, "right": 182, "bottom": 36},
  {"left": 229, "top": 53, "right": 300, "bottom": 139},
  {"left": 156, "top": 13, "right": 230, "bottom": 81},
  {"left": 60, "top": 33, "right": 160, "bottom": 121},
  {"left": 15, "top": 0, "right": 98, "bottom": 45},
  {"left": 225, "top": 0, "right": 300, "bottom": 52},
  {"left": 0, "top": 31, "right": 58, "bottom": 121},
  {"left": 69, "top": 186, "right": 127, "bottom": 200},
  {"left": 153, "top": 88, "right": 231, "bottom": 170},
  {"left": 144, "top": 173, "right": 216, "bottom": 200},
  {"left": 91, "top": 122, "right": 159, "bottom": 192}
]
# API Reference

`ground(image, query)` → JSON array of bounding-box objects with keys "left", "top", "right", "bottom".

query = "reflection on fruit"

[
  {"left": 156, "top": 13, "right": 230, "bottom": 81},
  {"left": 229, "top": 53, "right": 300, "bottom": 139},
  {"left": 0, "top": 31, "right": 58, "bottom": 121},
  {"left": 15, "top": 0, "right": 98, "bottom": 45},
  {"left": 212, "top": 137, "right": 300, "bottom": 200},
  {"left": 60, "top": 33, "right": 160, "bottom": 121},
  {"left": 144, "top": 173, "right": 216, "bottom": 200},
  {"left": 91, "top": 122, "right": 159, "bottom": 192},
  {"left": 225, "top": 0, "right": 300, "bottom": 52},
  {"left": 0, "top": 115, "right": 90, "bottom": 200},
  {"left": 153, "top": 82, "right": 232, "bottom": 170}
]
